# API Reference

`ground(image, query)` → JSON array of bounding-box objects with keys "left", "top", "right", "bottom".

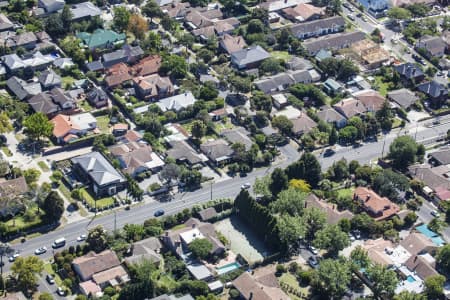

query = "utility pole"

[
  {"left": 210, "top": 182, "right": 213, "bottom": 200},
  {"left": 114, "top": 211, "right": 117, "bottom": 233},
  {"left": 381, "top": 136, "right": 386, "bottom": 158}
]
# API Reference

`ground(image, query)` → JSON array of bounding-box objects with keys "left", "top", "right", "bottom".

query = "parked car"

[
  {"left": 308, "top": 245, "right": 319, "bottom": 255},
  {"left": 46, "top": 274, "right": 55, "bottom": 285},
  {"left": 308, "top": 256, "right": 319, "bottom": 268},
  {"left": 57, "top": 287, "right": 66, "bottom": 296},
  {"left": 324, "top": 149, "right": 335, "bottom": 157},
  {"left": 8, "top": 253, "right": 19, "bottom": 262},
  {"left": 241, "top": 183, "right": 251, "bottom": 189},
  {"left": 34, "top": 247, "right": 47, "bottom": 255},
  {"left": 353, "top": 230, "right": 361, "bottom": 239},
  {"left": 77, "top": 234, "right": 87, "bottom": 242},
  {"left": 431, "top": 210, "right": 440, "bottom": 218},
  {"left": 154, "top": 209, "right": 165, "bottom": 217},
  {"left": 349, "top": 233, "right": 355, "bottom": 242},
  {"left": 348, "top": 14, "right": 355, "bottom": 21}
]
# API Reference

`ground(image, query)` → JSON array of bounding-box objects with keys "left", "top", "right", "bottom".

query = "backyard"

[
  {"left": 96, "top": 115, "right": 111, "bottom": 133},
  {"left": 214, "top": 215, "right": 271, "bottom": 265},
  {"left": 181, "top": 121, "right": 218, "bottom": 143},
  {"left": 279, "top": 272, "right": 310, "bottom": 300}
]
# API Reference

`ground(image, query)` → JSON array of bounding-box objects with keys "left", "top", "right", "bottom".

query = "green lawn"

[
  {"left": 61, "top": 76, "right": 75, "bottom": 89},
  {"left": 271, "top": 51, "right": 292, "bottom": 62},
  {"left": 96, "top": 115, "right": 111, "bottom": 133},
  {"left": 1, "top": 146, "right": 12, "bottom": 157},
  {"left": 279, "top": 273, "right": 309, "bottom": 300},
  {"left": 4, "top": 206, "right": 44, "bottom": 232},
  {"left": 14, "top": 133, "right": 24, "bottom": 142},
  {"left": 80, "top": 188, "right": 115, "bottom": 210},
  {"left": 373, "top": 76, "right": 391, "bottom": 97},
  {"left": 181, "top": 121, "right": 217, "bottom": 142},
  {"left": 337, "top": 187, "right": 355, "bottom": 199},
  {"left": 79, "top": 100, "right": 93, "bottom": 112},
  {"left": 37, "top": 161, "right": 50, "bottom": 172},
  {"left": 44, "top": 263, "right": 63, "bottom": 286}
]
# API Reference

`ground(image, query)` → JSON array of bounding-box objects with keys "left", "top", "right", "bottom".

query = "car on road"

[
  {"left": 241, "top": 183, "right": 251, "bottom": 189},
  {"left": 46, "top": 274, "right": 55, "bottom": 285},
  {"left": 343, "top": 2, "right": 351, "bottom": 8},
  {"left": 308, "top": 245, "right": 319, "bottom": 255},
  {"left": 431, "top": 210, "right": 440, "bottom": 218},
  {"left": 154, "top": 209, "right": 165, "bottom": 217},
  {"left": 348, "top": 14, "right": 355, "bottom": 21},
  {"left": 361, "top": 15, "right": 367, "bottom": 21},
  {"left": 391, "top": 38, "right": 398, "bottom": 44},
  {"left": 52, "top": 237, "right": 66, "bottom": 249},
  {"left": 57, "top": 287, "right": 66, "bottom": 296},
  {"left": 356, "top": 12, "right": 362, "bottom": 17},
  {"left": 437, "top": 71, "right": 444, "bottom": 77},
  {"left": 77, "top": 234, "right": 87, "bottom": 242},
  {"left": 308, "top": 256, "right": 319, "bottom": 268},
  {"left": 34, "top": 247, "right": 47, "bottom": 255},
  {"left": 8, "top": 253, "right": 19, "bottom": 262}
]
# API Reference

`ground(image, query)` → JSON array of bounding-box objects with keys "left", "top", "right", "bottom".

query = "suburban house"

[
  {"left": 109, "top": 142, "right": 165, "bottom": 176},
  {"left": 255, "top": 69, "right": 320, "bottom": 94},
  {"left": 353, "top": 89, "right": 386, "bottom": 112},
  {"left": 166, "top": 140, "right": 208, "bottom": 167},
  {"left": 4, "top": 32, "right": 37, "bottom": 50},
  {"left": 333, "top": 97, "right": 366, "bottom": 119},
  {"left": 291, "top": 112, "right": 318, "bottom": 137},
  {"left": 156, "top": 92, "right": 197, "bottom": 112},
  {"left": 429, "top": 149, "right": 450, "bottom": 167},
  {"left": 102, "top": 44, "right": 144, "bottom": 69},
  {"left": 221, "top": 128, "right": 253, "bottom": 151},
  {"left": 87, "top": 87, "right": 109, "bottom": 108},
  {"left": 71, "top": 151, "right": 127, "bottom": 197},
  {"left": 350, "top": 39, "right": 390, "bottom": 69},
  {"left": 77, "top": 29, "right": 126, "bottom": 50},
  {"left": 305, "top": 194, "right": 354, "bottom": 224},
  {"left": 272, "top": 94, "right": 289, "bottom": 109},
  {"left": 230, "top": 45, "right": 271, "bottom": 69},
  {"left": 51, "top": 113, "right": 97, "bottom": 144},
  {"left": 404, "top": 254, "right": 440, "bottom": 281},
  {"left": 303, "top": 31, "right": 366, "bottom": 56},
  {"left": 316, "top": 105, "right": 347, "bottom": 128},
  {"left": 38, "top": 0, "right": 65, "bottom": 14},
  {"left": 0, "top": 14, "right": 13, "bottom": 32},
  {"left": 323, "top": 78, "right": 343, "bottom": 95},
  {"left": 362, "top": 238, "right": 397, "bottom": 267},
  {"left": 282, "top": 3, "right": 325, "bottom": 22},
  {"left": 2, "top": 52, "right": 55, "bottom": 73},
  {"left": 219, "top": 34, "right": 247, "bottom": 55},
  {"left": 232, "top": 267, "right": 290, "bottom": 300},
  {"left": 73, "top": 250, "right": 129, "bottom": 296},
  {"left": 197, "top": 207, "right": 218, "bottom": 222},
  {"left": 290, "top": 16, "right": 345, "bottom": 40},
  {"left": 192, "top": 18, "right": 240, "bottom": 41},
  {"left": 408, "top": 164, "right": 450, "bottom": 204},
  {"left": 70, "top": 2, "right": 102, "bottom": 21},
  {"left": 393, "top": 63, "right": 425, "bottom": 84},
  {"left": 133, "top": 74, "right": 174, "bottom": 100},
  {"left": 417, "top": 81, "right": 448, "bottom": 108},
  {"left": 124, "top": 237, "right": 162, "bottom": 267},
  {"left": 259, "top": 0, "right": 305, "bottom": 12},
  {"left": 415, "top": 35, "right": 446, "bottom": 58},
  {"left": 200, "top": 139, "right": 234, "bottom": 165},
  {"left": 0, "top": 177, "right": 29, "bottom": 219},
  {"left": 400, "top": 232, "right": 438, "bottom": 257},
  {"left": 387, "top": 88, "right": 419, "bottom": 110},
  {"left": 6, "top": 76, "right": 42, "bottom": 100},
  {"left": 161, "top": 218, "right": 226, "bottom": 258},
  {"left": 28, "top": 88, "right": 77, "bottom": 116},
  {"left": 104, "top": 63, "right": 133, "bottom": 88},
  {"left": 38, "top": 69, "right": 62, "bottom": 90},
  {"left": 353, "top": 187, "right": 400, "bottom": 221}
]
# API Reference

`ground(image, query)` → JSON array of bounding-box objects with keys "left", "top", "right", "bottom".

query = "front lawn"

[
  {"left": 79, "top": 100, "right": 93, "bottom": 112},
  {"left": 271, "top": 51, "right": 292, "bottom": 62},
  {"left": 373, "top": 76, "right": 393, "bottom": 97},
  {"left": 336, "top": 187, "right": 355, "bottom": 199},
  {"left": 1, "top": 146, "right": 12, "bottom": 157},
  {"left": 44, "top": 263, "right": 63, "bottom": 286},
  {"left": 279, "top": 273, "right": 310, "bottom": 300},
  {"left": 96, "top": 115, "right": 111, "bottom": 133},
  {"left": 181, "top": 121, "right": 218, "bottom": 143},
  {"left": 61, "top": 76, "right": 75, "bottom": 88},
  {"left": 37, "top": 161, "right": 50, "bottom": 172},
  {"left": 4, "top": 206, "right": 45, "bottom": 234},
  {"left": 80, "top": 188, "right": 115, "bottom": 210}
]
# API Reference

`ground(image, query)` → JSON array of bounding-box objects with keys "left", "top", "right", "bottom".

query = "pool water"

[
  {"left": 216, "top": 262, "right": 241, "bottom": 275},
  {"left": 407, "top": 275, "right": 416, "bottom": 283}
]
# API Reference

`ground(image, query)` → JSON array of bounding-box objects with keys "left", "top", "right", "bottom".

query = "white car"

[
  {"left": 241, "top": 183, "right": 251, "bottom": 190},
  {"left": 308, "top": 245, "right": 319, "bottom": 255},
  {"left": 34, "top": 247, "right": 47, "bottom": 255},
  {"left": 77, "top": 234, "right": 87, "bottom": 242},
  {"left": 8, "top": 253, "right": 19, "bottom": 262},
  {"left": 431, "top": 210, "right": 440, "bottom": 218},
  {"left": 56, "top": 287, "right": 66, "bottom": 296}
]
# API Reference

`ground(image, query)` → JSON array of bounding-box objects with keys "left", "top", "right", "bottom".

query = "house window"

[{"left": 108, "top": 186, "right": 116, "bottom": 195}]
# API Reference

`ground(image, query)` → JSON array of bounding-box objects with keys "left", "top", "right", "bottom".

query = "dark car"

[
  {"left": 154, "top": 209, "right": 165, "bottom": 217},
  {"left": 46, "top": 274, "right": 55, "bottom": 285},
  {"left": 323, "top": 149, "right": 335, "bottom": 157},
  {"left": 308, "top": 256, "right": 319, "bottom": 268}
]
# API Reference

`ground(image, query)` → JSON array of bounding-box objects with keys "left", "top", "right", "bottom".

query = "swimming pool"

[
  {"left": 216, "top": 262, "right": 241, "bottom": 275},
  {"left": 406, "top": 275, "right": 416, "bottom": 283}
]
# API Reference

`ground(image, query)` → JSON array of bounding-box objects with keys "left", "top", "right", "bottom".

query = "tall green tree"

[
  {"left": 11, "top": 256, "right": 44, "bottom": 292},
  {"left": 366, "top": 264, "right": 398, "bottom": 299},
  {"left": 393, "top": 291, "right": 427, "bottom": 300},
  {"left": 301, "top": 207, "right": 326, "bottom": 241},
  {"left": 350, "top": 246, "right": 370, "bottom": 270},
  {"left": 436, "top": 244, "right": 450, "bottom": 272},
  {"left": 277, "top": 214, "right": 305, "bottom": 249},
  {"left": 113, "top": 7, "right": 131, "bottom": 32},
  {"left": 270, "top": 188, "right": 307, "bottom": 216},
  {"left": 269, "top": 168, "right": 288, "bottom": 197},
  {"left": 23, "top": 113, "right": 53, "bottom": 141},
  {"left": 191, "top": 120, "right": 207, "bottom": 140},
  {"left": 387, "top": 7, "right": 412, "bottom": 23},
  {"left": 313, "top": 224, "right": 350, "bottom": 256},
  {"left": 188, "top": 238, "right": 213, "bottom": 259},
  {"left": 388, "top": 135, "right": 420, "bottom": 169},
  {"left": 160, "top": 55, "right": 188, "bottom": 79},
  {"left": 0, "top": 112, "right": 12, "bottom": 134},
  {"left": 271, "top": 115, "right": 293, "bottom": 135},
  {"left": 312, "top": 259, "right": 351, "bottom": 299},
  {"left": 61, "top": 5, "right": 73, "bottom": 32},
  {"left": 424, "top": 274, "right": 445, "bottom": 299},
  {"left": 286, "top": 152, "right": 322, "bottom": 187},
  {"left": 86, "top": 225, "right": 108, "bottom": 253},
  {"left": 41, "top": 191, "right": 64, "bottom": 222}
]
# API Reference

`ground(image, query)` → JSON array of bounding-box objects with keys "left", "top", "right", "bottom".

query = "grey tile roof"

[
  {"left": 415, "top": 35, "right": 446, "bottom": 57},
  {"left": 255, "top": 73, "right": 295, "bottom": 94},
  {"left": 86, "top": 60, "right": 104, "bottom": 72},
  {"left": 2, "top": 54, "right": 25, "bottom": 71},
  {"left": 317, "top": 105, "right": 346, "bottom": 123},
  {"left": 72, "top": 151, "right": 126, "bottom": 186},
  {"left": 157, "top": 92, "right": 197, "bottom": 112},
  {"left": 430, "top": 149, "right": 450, "bottom": 165},
  {"left": 417, "top": 81, "right": 448, "bottom": 98},
  {"left": 290, "top": 16, "right": 345, "bottom": 37},
  {"left": 53, "top": 57, "right": 74, "bottom": 69},
  {"left": 27, "top": 93, "right": 59, "bottom": 115},
  {"left": 303, "top": 31, "right": 366, "bottom": 55},
  {"left": 70, "top": 2, "right": 102, "bottom": 20},
  {"left": 38, "top": 69, "right": 61, "bottom": 88},
  {"left": 0, "top": 14, "right": 13, "bottom": 31},
  {"left": 231, "top": 45, "right": 271, "bottom": 67},
  {"left": 393, "top": 63, "right": 424, "bottom": 80},
  {"left": 200, "top": 139, "right": 233, "bottom": 161},
  {"left": 387, "top": 88, "right": 418, "bottom": 109},
  {"left": 6, "top": 76, "right": 41, "bottom": 100},
  {"left": 221, "top": 127, "right": 253, "bottom": 150},
  {"left": 167, "top": 140, "right": 206, "bottom": 165}
]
